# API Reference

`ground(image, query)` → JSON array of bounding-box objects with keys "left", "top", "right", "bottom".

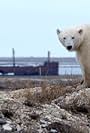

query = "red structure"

[
  {"left": 0, "top": 61, "right": 59, "bottom": 76},
  {"left": 0, "top": 50, "right": 58, "bottom": 76}
]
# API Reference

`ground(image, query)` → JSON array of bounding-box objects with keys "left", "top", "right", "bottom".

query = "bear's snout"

[{"left": 67, "top": 46, "right": 72, "bottom": 50}]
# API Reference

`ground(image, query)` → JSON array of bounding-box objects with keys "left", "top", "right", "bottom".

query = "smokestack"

[
  {"left": 12, "top": 48, "right": 15, "bottom": 67},
  {"left": 48, "top": 51, "right": 50, "bottom": 63}
]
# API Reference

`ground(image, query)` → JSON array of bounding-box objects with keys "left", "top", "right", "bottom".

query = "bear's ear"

[
  {"left": 78, "top": 29, "right": 83, "bottom": 35},
  {"left": 56, "top": 29, "right": 61, "bottom": 35}
]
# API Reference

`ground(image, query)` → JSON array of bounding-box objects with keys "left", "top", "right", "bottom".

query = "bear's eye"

[
  {"left": 72, "top": 36, "right": 75, "bottom": 39},
  {"left": 63, "top": 37, "right": 66, "bottom": 40}
]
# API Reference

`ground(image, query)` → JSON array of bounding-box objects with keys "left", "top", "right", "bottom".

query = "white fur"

[{"left": 57, "top": 24, "right": 90, "bottom": 87}]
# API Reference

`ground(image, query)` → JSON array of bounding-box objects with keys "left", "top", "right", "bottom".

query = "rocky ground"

[{"left": 0, "top": 76, "right": 89, "bottom": 133}]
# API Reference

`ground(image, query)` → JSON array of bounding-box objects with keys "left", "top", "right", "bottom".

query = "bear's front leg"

[{"left": 84, "top": 73, "right": 90, "bottom": 88}]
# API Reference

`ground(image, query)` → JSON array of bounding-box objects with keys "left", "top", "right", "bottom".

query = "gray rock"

[
  {"left": 3, "top": 123, "right": 12, "bottom": 131},
  {"left": 29, "top": 112, "right": 40, "bottom": 120},
  {"left": 50, "top": 129, "right": 58, "bottom": 133},
  {"left": 0, "top": 118, "right": 6, "bottom": 125},
  {"left": 54, "top": 88, "right": 90, "bottom": 114}
]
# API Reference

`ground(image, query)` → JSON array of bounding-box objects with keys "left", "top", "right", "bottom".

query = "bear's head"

[{"left": 56, "top": 28, "right": 84, "bottom": 51}]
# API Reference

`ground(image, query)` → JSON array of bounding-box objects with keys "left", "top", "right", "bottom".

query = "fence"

[{"left": 59, "top": 65, "right": 81, "bottom": 75}]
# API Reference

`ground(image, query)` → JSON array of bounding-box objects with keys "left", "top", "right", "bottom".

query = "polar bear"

[{"left": 56, "top": 24, "right": 90, "bottom": 87}]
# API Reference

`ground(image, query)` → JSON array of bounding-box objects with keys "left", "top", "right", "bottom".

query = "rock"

[
  {"left": 29, "top": 112, "right": 40, "bottom": 120},
  {"left": 1, "top": 109, "right": 13, "bottom": 119},
  {"left": 47, "top": 122, "right": 78, "bottom": 133},
  {"left": 3, "top": 123, "right": 12, "bottom": 131},
  {"left": 16, "top": 124, "right": 22, "bottom": 131},
  {"left": 53, "top": 88, "right": 90, "bottom": 114},
  {"left": 0, "top": 118, "right": 6, "bottom": 125},
  {"left": 41, "top": 103, "right": 90, "bottom": 133},
  {"left": 50, "top": 128, "right": 58, "bottom": 133},
  {"left": 24, "top": 100, "right": 35, "bottom": 107}
]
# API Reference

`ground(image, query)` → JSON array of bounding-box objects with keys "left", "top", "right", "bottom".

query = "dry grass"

[
  {"left": 0, "top": 76, "right": 81, "bottom": 104},
  {"left": 24, "top": 81, "right": 78, "bottom": 104}
]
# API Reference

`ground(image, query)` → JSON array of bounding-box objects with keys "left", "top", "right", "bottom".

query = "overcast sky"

[{"left": 0, "top": 0, "right": 90, "bottom": 57}]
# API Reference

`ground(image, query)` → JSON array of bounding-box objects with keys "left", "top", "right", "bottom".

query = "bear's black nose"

[{"left": 67, "top": 46, "right": 72, "bottom": 50}]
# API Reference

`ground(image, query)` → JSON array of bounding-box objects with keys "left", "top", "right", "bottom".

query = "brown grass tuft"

[{"left": 24, "top": 82, "right": 76, "bottom": 104}]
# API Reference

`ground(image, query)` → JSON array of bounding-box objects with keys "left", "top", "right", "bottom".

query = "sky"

[{"left": 0, "top": 0, "right": 90, "bottom": 57}]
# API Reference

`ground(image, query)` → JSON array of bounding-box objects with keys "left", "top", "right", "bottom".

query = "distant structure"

[
  {"left": 12, "top": 48, "right": 15, "bottom": 67},
  {"left": 47, "top": 51, "right": 50, "bottom": 63},
  {"left": 0, "top": 51, "right": 59, "bottom": 76}
]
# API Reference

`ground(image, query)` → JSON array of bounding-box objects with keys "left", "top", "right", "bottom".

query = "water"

[{"left": 59, "top": 65, "right": 81, "bottom": 75}]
